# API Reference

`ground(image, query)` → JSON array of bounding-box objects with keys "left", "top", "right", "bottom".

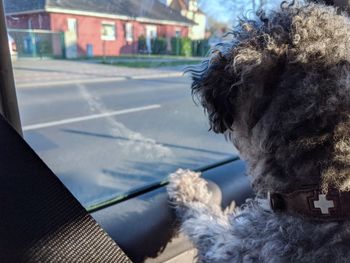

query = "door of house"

[
  {"left": 65, "top": 18, "right": 78, "bottom": 58},
  {"left": 146, "top": 25, "right": 157, "bottom": 53}
]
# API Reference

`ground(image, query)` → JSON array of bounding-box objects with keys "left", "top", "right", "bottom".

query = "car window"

[{"left": 4, "top": 0, "right": 278, "bottom": 209}]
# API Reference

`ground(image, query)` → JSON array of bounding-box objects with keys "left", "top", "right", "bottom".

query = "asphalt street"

[{"left": 15, "top": 61, "right": 237, "bottom": 208}]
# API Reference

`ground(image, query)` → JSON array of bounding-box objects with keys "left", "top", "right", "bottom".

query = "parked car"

[{"left": 8, "top": 33, "right": 17, "bottom": 61}]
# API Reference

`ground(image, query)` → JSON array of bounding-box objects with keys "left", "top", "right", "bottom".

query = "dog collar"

[{"left": 269, "top": 188, "right": 350, "bottom": 221}]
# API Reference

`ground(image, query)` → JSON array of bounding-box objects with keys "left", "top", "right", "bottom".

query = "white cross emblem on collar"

[{"left": 313, "top": 194, "right": 334, "bottom": 214}]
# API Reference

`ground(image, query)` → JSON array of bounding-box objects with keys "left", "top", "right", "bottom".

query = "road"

[{"left": 14, "top": 60, "right": 237, "bottom": 208}]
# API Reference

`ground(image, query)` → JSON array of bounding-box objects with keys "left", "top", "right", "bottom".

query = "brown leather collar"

[{"left": 269, "top": 188, "right": 350, "bottom": 221}]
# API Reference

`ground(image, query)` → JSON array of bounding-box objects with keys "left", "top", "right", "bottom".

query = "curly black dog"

[{"left": 167, "top": 2, "right": 350, "bottom": 262}]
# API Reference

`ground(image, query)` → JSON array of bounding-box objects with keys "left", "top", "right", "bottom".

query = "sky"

[{"left": 198, "top": 0, "right": 282, "bottom": 24}]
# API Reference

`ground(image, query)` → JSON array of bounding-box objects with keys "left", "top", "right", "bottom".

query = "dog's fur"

[{"left": 167, "top": 2, "right": 350, "bottom": 262}]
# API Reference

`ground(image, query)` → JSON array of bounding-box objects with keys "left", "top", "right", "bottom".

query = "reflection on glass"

[{"left": 4, "top": 0, "right": 280, "bottom": 207}]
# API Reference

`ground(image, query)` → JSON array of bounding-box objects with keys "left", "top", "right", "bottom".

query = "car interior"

[{"left": 0, "top": 1, "right": 254, "bottom": 262}]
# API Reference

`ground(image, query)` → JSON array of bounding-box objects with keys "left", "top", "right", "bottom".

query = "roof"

[
  {"left": 169, "top": 0, "right": 187, "bottom": 11},
  {"left": 4, "top": 0, "right": 195, "bottom": 25},
  {"left": 169, "top": 0, "right": 205, "bottom": 15}
]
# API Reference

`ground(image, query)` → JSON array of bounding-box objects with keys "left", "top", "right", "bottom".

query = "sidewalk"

[{"left": 12, "top": 59, "right": 187, "bottom": 88}]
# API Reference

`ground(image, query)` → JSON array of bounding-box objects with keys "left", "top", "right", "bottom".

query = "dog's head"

[{"left": 191, "top": 3, "right": 350, "bottom": 195}]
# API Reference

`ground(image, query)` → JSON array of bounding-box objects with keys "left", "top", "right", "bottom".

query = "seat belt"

[{"left": 0, "top": 115, "right": 131, "bottom": 262}]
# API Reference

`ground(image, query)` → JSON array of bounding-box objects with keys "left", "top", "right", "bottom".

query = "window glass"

[
  {"left": 67, "top": 18, "right": 77, "bottom": 33},
  {"left": 101, "top": 22, "right": 116, "bottom": 41},
  {"left": 4, "top": 0, "right": 280, "bottom": 209}
]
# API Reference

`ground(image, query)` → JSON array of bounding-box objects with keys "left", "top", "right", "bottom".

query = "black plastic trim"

[
  {"left": 92, "top": 158, "right": 253, "bottom": 263},
  {"left": 87, "top": 156, "right": 239, "bottom": 213}
]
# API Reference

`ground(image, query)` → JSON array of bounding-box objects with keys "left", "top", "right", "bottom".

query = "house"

[
  {"left": 164, "top": 0, "right": 206, "bottom": 40},
  {"left": 5, "top": 0, "right": 195, "bottom": 57}
]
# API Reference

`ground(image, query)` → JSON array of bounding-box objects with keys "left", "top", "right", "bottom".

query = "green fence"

[{"left": 7, "top": 29, "right": 64, "bottom": 58}]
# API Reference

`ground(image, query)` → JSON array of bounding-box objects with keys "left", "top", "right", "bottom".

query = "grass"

[
  {"left": 97, "top": 54, "right": 204, "bottom": 60},
  {"left": 69, "top": 54, "right": 204, "bottom": 68},
  {"left": 101, "top": 59, "right": 202, "bottom": 68}
]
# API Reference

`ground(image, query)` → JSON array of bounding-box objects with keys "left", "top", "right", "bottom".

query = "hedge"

[
  {"left": 171, "top": 37, "right": 181, "bottom": 56},
  {"left": 192, "top": 39, "right": 210, "bottom": 57},
  {"left": 171, "top": 37, "right": 192, "bottom": 57},
  {"left": 138, "top": 36, "right": 210, "bottom": 57},
  {"left": 151, "top": 37, "right": 167, "bottom": 54},
  {"left": 138, "top": 35, "right": 147, "bottom": 53}
]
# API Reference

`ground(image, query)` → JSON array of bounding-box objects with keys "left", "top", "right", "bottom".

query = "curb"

[{"left": 16, "top": 72, "right": 185, "bottom": 89}]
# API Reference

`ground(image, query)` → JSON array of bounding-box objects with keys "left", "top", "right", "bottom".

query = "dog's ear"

[
  {"left": 190, "top": 39, "right": 284, "bottom": 134},
  {"left": 190, "top": 48, "right": 238, "bottom": 133}
]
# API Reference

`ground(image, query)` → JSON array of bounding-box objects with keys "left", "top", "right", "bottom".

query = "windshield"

[{"left": 4, "top": 0, "right": 279, "bottom": 209}]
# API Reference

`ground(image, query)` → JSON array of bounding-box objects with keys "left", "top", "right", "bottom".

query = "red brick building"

[{"left": 5, "top": 0, "right": 194, "bottom": 57}]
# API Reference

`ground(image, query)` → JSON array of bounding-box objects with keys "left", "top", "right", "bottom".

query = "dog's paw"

[{"left": 167, "top": 169, "right": 212, "bottom": 206}]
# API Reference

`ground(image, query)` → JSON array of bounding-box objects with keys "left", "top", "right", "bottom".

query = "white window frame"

[
  {"left": 146, "top": 25, "right": 157, "bottom": 53},
  {"left": 67, "top": 18, "right": 78, "bottom": 34},
  {"left": 101, "top": 21, "right": 116, "bottom": 41},
  {"left": 125, "top": 22, "right": 133, "bottom": 42}
]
